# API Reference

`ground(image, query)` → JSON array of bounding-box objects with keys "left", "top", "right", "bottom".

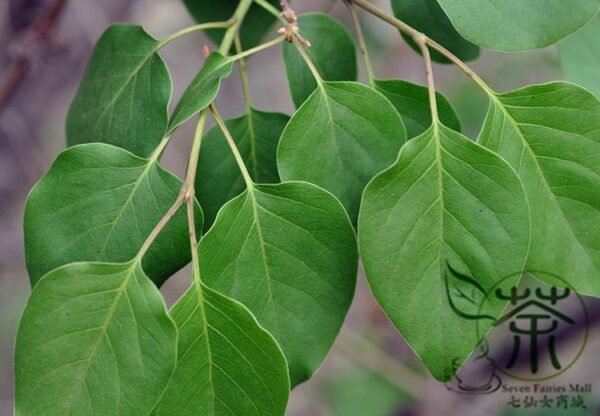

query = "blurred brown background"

[{"left": 1, "top": 0, "right": 598, "bottom": 415}]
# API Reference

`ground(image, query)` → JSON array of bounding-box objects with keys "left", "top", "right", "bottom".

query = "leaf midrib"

[
  {"left": 191, "top": 278, "right": 216, "bottom": 414},
  {"left": 90, "top": 43, "right": 160, "bottom": 138},
  {"left": 62, "top": 262, "right": 138, "bottom": 415},
  {"left": 432, "top": 123, "right": 454, "bottom": 365},
  {"left": 97, "top": 157, "right": 159, "bottom": 259},
  {"left": 246, "top": 110, "right": 259, "bottom": 179},
  {"left": 246, "top": 189, "right": 280, "bottom": 339}
]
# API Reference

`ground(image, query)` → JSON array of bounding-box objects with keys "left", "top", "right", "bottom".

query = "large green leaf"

[
  {"left": 283, "top": 13, "right": 357, "bottom": 107},
  {"left": 436, "top": 0, "right": 600, "bottom": 51},
  {"left": 67, "top": 25, "right": 171, "bottom": 157},
  {"left": 198, "top": 182, "right": 358, "bottom": 386},
  {"left": 168, "top": 52, "right": 233, "bottom": 131},
  {"left": 374, "top": 79, "right": 461, "bottom": 139},
  {"left": 560, "top": 15, "right": 600, "bottom": 98},
  {"left": 358, "top": 122, "right": 530, "bottom": 381},
  {"left": 24, "top": 143, "right": 201, "bottom": 287},
  {"left": 391, "top": 0, "right": 479, "bottom": 63},
  {"left": 278, "top": 82, "right": 406, "bottom": 222},
  {"left": 151, "top": 280, "right": 289, "bottom": 415},
  {"left": 478, "top": 82, "right": 600, "bottom": 295},
  {"left": 182, "top": 0, "right": 280, "bottom": 49},
  {"left": 15, "top": 261, "right": 177, "bottom": 415},
  {"left": 196, "top": 108, "right": 289, "bottom": 231}
]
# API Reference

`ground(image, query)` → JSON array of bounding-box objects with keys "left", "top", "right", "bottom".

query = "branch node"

[
  {"left": 276, "top": 4, "right": 311, "bottom": 46},
  {"left": 412, "top": 32, "right": 427, "bottom": 47}
]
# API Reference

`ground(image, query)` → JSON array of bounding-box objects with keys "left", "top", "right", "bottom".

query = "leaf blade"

[
  {"left": 359, "top": 123, "right": 530, "bottom": 380},
  {"left": 168, "top": 53, "right": 233, "bottom": 131},
  {"left": 559, "top": 15, "right": 600, "bottom": 99},
  {"left": 24, "top": 143, "right": 201, "bottom": 287},
  {"left": 15, "top": 261, "right": 177, "bottom": 415},
  {"left": 436, "top": 0, "right": 600, "bottom": 51},
  {"left": 278, "top": 81, "right": 406, "bottom": 222},
  {"left": 66, "top": 24, "right": 171, "bottom": 157},
  {"left": 198, "top": 181, "right": 358, "bottom": 386},
  {"left": 151, "top": 282, "right": 290, "bottom": 415},
  {"left": 479, "top": 82, "right": 600, "bottom": 294}
]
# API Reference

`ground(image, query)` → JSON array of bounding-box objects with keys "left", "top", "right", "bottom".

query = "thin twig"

[
  {"left": 234, "top": 33, "right": 253, "bottom": 112},
  {"left": 136, "top": 192, "right": 186, "bottom": 260},
  {"left": 347, "top": 3, "right": 375, "bottom": 84},
  {"left": 254, "top": 0, "right": 287, "bottom": 23},
  {"left": 292, "top": 37, "right": 323, "bottom": 87},
  {"left": 210, "top": 103, "right": 254, "bottom": 188},
  {"left": 227, "top": 34, "right": 286, "bottom": 62},
  {"left": 350, "top": 0, "right": 494, "bottom": 95},
  {"left": 219, "top": 0, "right": 254, "bottom": 54},
  {"left": 280, "top": 0, "right": 293, "bottom": 15},
  {"left": 414, "top": 35, "right": 439, "bottom": 123},
  {"left": 159, "top": 20, "right": 234, "bottom": 48},
  {"left": 181, "top": 114, "right": 207, "bottom": 287},
  {"left": 276, "top": 0, "right": 310, "bottom": 45}
]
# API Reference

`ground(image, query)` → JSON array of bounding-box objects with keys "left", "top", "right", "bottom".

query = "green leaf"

[
  {"left": 436, "top": 0, "right": 600, "bottom": 51},
  {"left": 168, "top": 53, "right": 233, "bottom": 131},
  {"left": 283, "top": 13, "right": 357, "bottom": 107},
  {"left": 478, "top": 82, "right": 600, "bottom": 295},
  {"left": 374, "top": 79, "right": 461, "bottom": 139},
  {"left": 15, "top": 261, "right": 177, "bottom": 415},
  {"left": 151, "top": 281, "right": 289, "bottom": 415},
  {"left": 183, "top": 0, "right": 279, "bottom": 49},
  {"left": 278, "top": 81, "right": 406, "bottom": 222},
  {"left": 391, "top": 0, "right": 479, "bottom": 63},
  {"left": 560, "top": 15, "right": 600, "bottom": 98},
  {"left": 358, "top": 122, "right": 530, "bottom": 381},
  {"left": 198, "top": 182, "right": 358, "bottom": 386},
  {"left": 67, "top": 24, "right": 171, "bottom": 157},
  {"left": 196, "top": 108, "right": 289, "bottom": 231},
  {"left": 24, "top": 143, "right": 201, "bottom": 287}
]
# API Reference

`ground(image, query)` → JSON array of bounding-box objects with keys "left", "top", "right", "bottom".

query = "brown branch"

[{"left": 0, "top": 0, "right": 68, "bottom": 113}]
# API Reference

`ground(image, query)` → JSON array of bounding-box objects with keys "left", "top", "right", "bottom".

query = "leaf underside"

[
  {"left": 559, "top": 15, "right": 600, "bottom": 99},
  {"left": 15, "top": 261, "right": 177, "bottom": 416},
  {"left": 436, "top": 0, "right": 600, "bottom": 51},
  {"left": 151, "top": 281, "right": 290, "bottom": 415},
  {"left": 359, "top": 122, "right": 530, "bottom": 380},
  {"left": 479, "top": 82, "right": 600, "bottom": 295},
  {"left": 198, "top": 182, "right": 358, "bottom": 386},
  {"left": 278, "top": 81, "right": 406, "bottom": 222}
]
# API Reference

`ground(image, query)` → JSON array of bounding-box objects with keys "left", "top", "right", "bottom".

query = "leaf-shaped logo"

[{"left": 444, "top": 262, "right": 496, "bottom": 322}]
